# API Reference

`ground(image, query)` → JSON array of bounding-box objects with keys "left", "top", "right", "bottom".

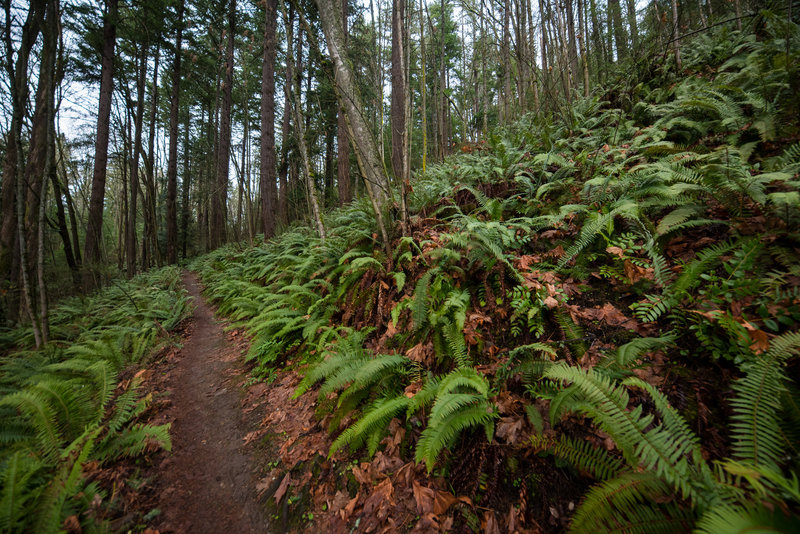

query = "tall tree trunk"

[
  {"left": 143, "top": 44, "right": 160, "bottom": 268},
  {"left": 439, "top": 0, "right": 449, "bottom": 153},
  {"left": 212, "top": 0, "right": 235, "bottom": 249},
  {"left": 578, "top": 0, "right": 590, "bottom": 97},
  {"left": 609, "top": 0, "right": 626, "bottom": 60},
  {"left": 391, "top": 0, "right": 409, "bottom": 234},
  {"left": 420, "top": 0, "right": 428, "bottom": 169},
  {"left": 166, "top": 0, "right": 184, "bottom": 264},
  {"left": 283, "top": 5, "right": 325, "bottom": 239},
  {"left": 51, "top": 154, "right": 79, "bottom": 288},
  {"left": 126, "top": 42, "right": 146, "bottom": 277},
  {"left": 314, "top": 0, "right": 392, "bottom": 249},
  {"left": 32, "top": 0, "right": 58, "bottom": 343},
  {"left": 181, "top": 109, "right": 191, "bottom": 259},
  {"left": 1, "top": 0, "right": 42, "bottom": 323},
  {"left": 23, "top": 0, "right": 58, "bottom": 311},
  {"left": 83, "top": 0, "right": 117, "bottom": 291},
  {"left": 337, "top": 0, "right": 351, "bottom": 205},
  {"left": 56, "top": 137, "right": 81, "bottom": 265},
  {"left": 502, "top": 0, "right": 511, "bottom": 123},
  {"left": 672, "top": 0, "right": 681, "bottom": 69},
  {"left": 260, "top": 0, "right": 278, "bottom": 238},
  {"left": 625, "top": 0, "right": 638, "bottom": 51},
  {"left": 278, "top": 3, "right": 293, "bottom": 226}
]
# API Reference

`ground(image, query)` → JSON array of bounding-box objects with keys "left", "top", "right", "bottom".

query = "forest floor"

[
  {"left": 141, "top": 272, "right": 271, "bottom": 533},
  {"left": 113, "top": 271, "right": 575, "bottom": 533}
]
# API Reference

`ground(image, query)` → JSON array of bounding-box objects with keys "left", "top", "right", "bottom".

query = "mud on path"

[{"left": 153, "top": 272, "right": 269, "bottom": 533}]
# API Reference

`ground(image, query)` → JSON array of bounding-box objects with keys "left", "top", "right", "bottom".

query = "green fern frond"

[
  {"left": 531, "top": 434, "right": 623, "bottom": 481},
  {"left": 695, "top": 504, "right": 800, "bottom": 534},
  {"left": 97, "top": 423, "right": 171, "bottom": 461},
  {"left": 329, "top": 396, "right": 410, "bottom": 457},
  {"left": 415, "top": 401, "right": 497, "bottom": 472},
  {"left": 545, "top": 364, "right": 707, "bottom": 502},
  {"left": 412, "top": 270, "right": 434, "bottom": 332},
  {"left": 613, "top": 333, "right": 677, "bottom": 368},
  {"left": 0, "top": 452, "right": 42, "bottom": 531},
  {"left": 730, "top": 331, "right": 800, "bottom": 471},
  {"left": 569, "top": 472, "right": 697, "bottom": 533}
]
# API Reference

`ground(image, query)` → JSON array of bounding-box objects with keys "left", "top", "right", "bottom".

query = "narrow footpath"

[{"left": 154, "top": 272, "right": 269, "bottom": 533}]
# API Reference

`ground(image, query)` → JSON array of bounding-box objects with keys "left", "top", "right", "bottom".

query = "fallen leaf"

[
  {"left": 482, "top": 510, "right": 501, "bottom": 534},
  {"left": 748, "top": 329, "right": 770, "bottom": 354},
  {"left": 273, "top": 472, "right": 291, "bottom": 504},
  {"left": 496, "top": 416, "right": 526, "bottom": 444},
  {"left": 606, "top": 246, "right": 625, "bottom": 258},
  {"left": 412, "top": 480, "right": 436, "bottom": 515}
]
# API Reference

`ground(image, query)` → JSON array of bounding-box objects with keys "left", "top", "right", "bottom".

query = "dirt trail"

[{"left": 154, "top": 272, "right": 269, "bottom": 533}]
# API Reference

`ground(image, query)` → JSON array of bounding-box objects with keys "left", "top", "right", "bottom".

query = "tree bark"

[
  {"left": 212, "top": 0, "right": 235, "bottom": 249},
  {"left": 126, "top": 42, "right": 146, "bottom": 277},
  {"left": 313, "top": 0, "right": 392, "bottom": 249},
  {"left": 83, "top": 0, "right": 117, "bottom": 291},
  {"left": 672, "top": 0, "right": 682, "bottom": 69},
  {"left": 282, "top": 4, "right": 325, "bottom": 239},
  {"left": 278, "top": 3, "right": 293, "bottom": 227},
  {"left": 1, "top": 0, "right": 42, "bottom": 323},
  {"left": 143, "top": 44, "right": 160, "bottom": 268},
  {"left": 260, "top": 0, "right": 278, "bottom": 239},
  {"left": 337, "top": 0, "right": 351, "bottom": 205},
  {"left": 609, "top": 0, "right": 627, "bottom": 60},
  {"left": 23, "top": 0, "right": 58, "bottom": 309},
  {"left": 166, "top": 0, "right": 184, "bottom": 264},
  {"left": 391, "top": 0, "right": 409, "bottom": 234},
  {"left": 181, "top": 108, "right": 191, "bottom": 259}
]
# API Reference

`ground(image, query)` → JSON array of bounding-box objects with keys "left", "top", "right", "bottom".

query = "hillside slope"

[{"left": 195, "top": 20, "right": 800, "bottom": 533}]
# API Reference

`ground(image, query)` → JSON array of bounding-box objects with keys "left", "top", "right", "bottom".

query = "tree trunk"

[
  {"left": 143, "top": 44, "right": 160, "bottom": 268},
  {"left": 260, "top": 0, "right": 278, "bottom": 238},
  {"left": 672, "top": 0, "right": 681, "bottom": 69},
  {"left": 166, "top": 0, "right": 184, "bottom": 264},
  {"left": 51, "top": 155, "right": 79, "bottom": 289},
  {"left": 625, "top": 0, "right": 638, "bottom": 51},
  {"left": 126, "top": 42, "right": 146, "bottom": 277},
  {"left": 278, "top": 3, "right": 293, "bottom": 226},
  {"left": 391, "top": 0, "right": 409, "bottom": 234},
  {"left": 283, "top": 5, "right": 325, "bottom": 239},
  {"left": 314, "top": 0, "right": 392, "bottom": 249},
  {"left": 578, "top": 0, "right": 590, "bottom": 97},
  {"left": 1, "top": 0, "right": 42, "bottom": 323},
  {"left": 213, "top": 0, "right": 235, "bottom": 249},
  {"left": 23, "top": 0, "right": 58, "bottom": 311},
  {"left": 337, "top": 0, "right": 351, "bottom": 205},
  {"left": 420, "top": 0, "right": 428, "bottom": 169},
  {"left": 181, "top": 108, "right": 191, "bottom": 259},
  {"left": 609, "top": 0, "right": 626, "bottom": 60},
  {"left": 83, "top": 0, "right": 117, "bottom": 291},
  {"left": 56, "top": 137, "right": 82, "bottom": 266}
]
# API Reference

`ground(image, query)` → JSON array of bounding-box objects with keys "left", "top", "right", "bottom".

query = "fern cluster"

[{"left": 0, "top": 267, "right": 188, "bottom": 532}]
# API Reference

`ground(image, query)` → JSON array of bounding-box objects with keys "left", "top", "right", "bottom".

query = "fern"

[
  {"left": 695, "top": 504, "right": 800, "bottom": 534},
  {"left": 544, "top": 364, "right": 709, "bottom": 503},
  {"left": 531, "top": 434, "right": 624, "bottom": 481},
  {"left": 0, "top": 452, "right": 42, "bottom": 531},
  {"left": 729, "top": 331, "right": 800, "bottom": 471},
  {"left": 329, "top": 396, "right": 410, "bottom": 457},
  {"left": 569, "top": 472, "right": 697, "bottom": 534},
  {"left": 415, "top": 402, "right": 497, "bottom": 472}
]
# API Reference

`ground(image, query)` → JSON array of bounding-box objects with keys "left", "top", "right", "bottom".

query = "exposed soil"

[{"left": 151, "top": 272, "right": 270, "bottom": 533}]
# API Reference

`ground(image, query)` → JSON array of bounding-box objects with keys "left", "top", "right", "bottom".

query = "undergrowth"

[
  {"left": 0, "top": 267, "right": 191, "bottom": 533},
  {"left": 193, "top": 15, "right": 800, "bottom": 534}
]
